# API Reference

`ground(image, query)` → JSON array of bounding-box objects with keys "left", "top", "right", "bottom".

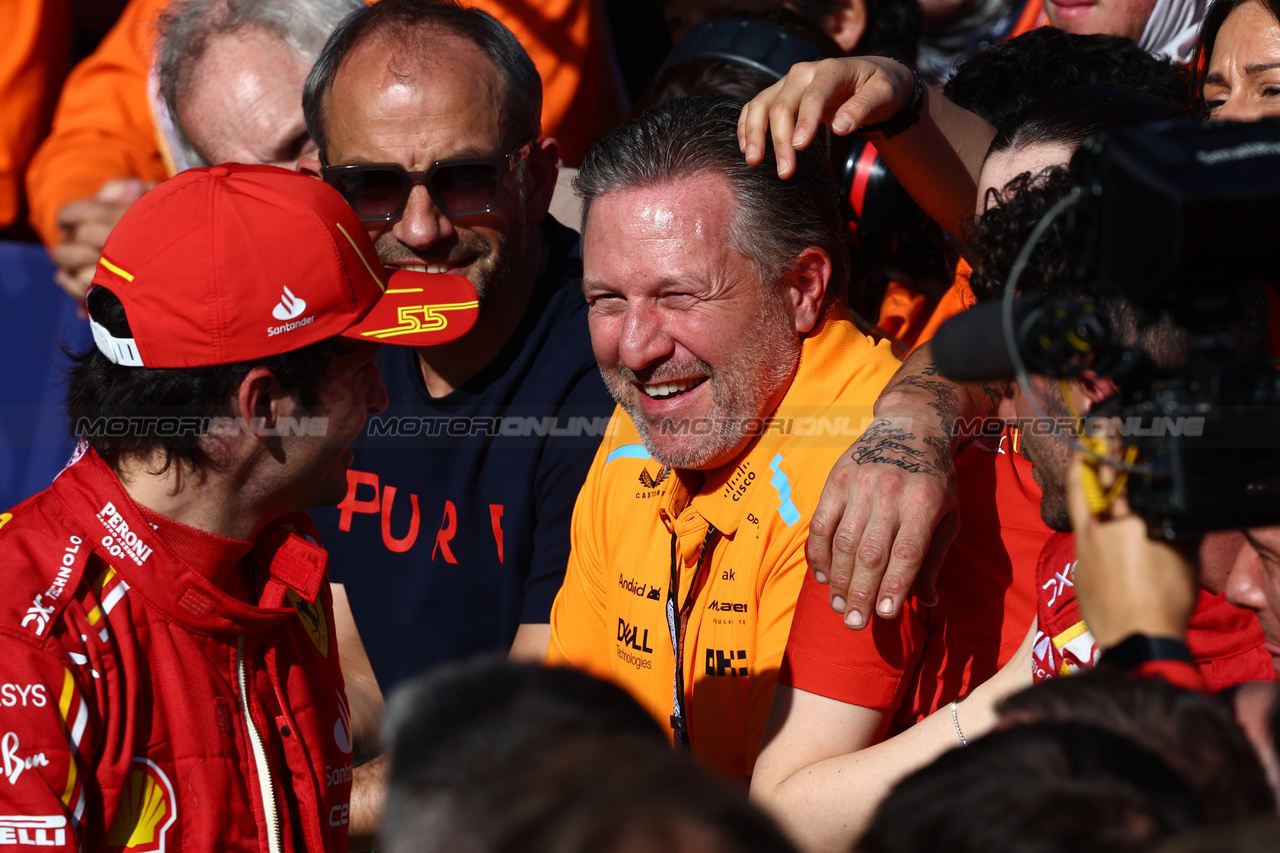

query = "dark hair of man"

[
  {"left": 1196, "top": 0, "right": 1280, "bottom": 97},
  {"left": 382, "top": 658, "right": 666, "bottom": 784},
  {"left": 944, "top": 28, "right": 1197, "bottom": 129},
  {"left": 858, "top": 723, "right": 1206, "bottom": 853},
  {"left": 987, "top": 84, "right": 1191, "bottom": 165},
  {"left": 966, "top": 167, "right": 1270, "bottom": 365},
  {"left": 302, "top": 0, "right": 542, "bottom": 159},
  {"left": 575, "top": 94, "right": 849, "bottom": 314},
  {"left": 156, "top": 0, "right": 361, "bottom": 167},
  {"left": 65, "top": 286, "right": 342, "bottom": 473},
  {"left": 382, "top": 660, "right": 794, "bottom": 853},
  {"left": 997, "top": 672, "right": 1276, "bottom": 825}
]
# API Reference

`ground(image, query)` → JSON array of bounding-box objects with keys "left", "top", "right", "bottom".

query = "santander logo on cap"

[
  {"left": 86, "top": 165, "right": 482, "bottom": 367},
  {"left": 272, "top": 286, "right": 308, "bottom": 322}
]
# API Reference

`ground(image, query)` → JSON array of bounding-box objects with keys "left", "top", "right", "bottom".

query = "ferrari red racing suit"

[{"left": 0, "top": 443, "right": 353, "bottom": 852}]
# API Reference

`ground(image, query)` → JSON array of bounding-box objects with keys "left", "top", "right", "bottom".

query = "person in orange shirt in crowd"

[
  {"left": 27, "top": 0, "right": 616, "bottom": 305},
  {"left": 27, "top": 0, "right": 361, "bottom": 302},
  {"left": 0, "top": 0, "right": 72, "bottom": 239},
  {"left": 547, "top": 95, "right": 901, "bottom": 782}
]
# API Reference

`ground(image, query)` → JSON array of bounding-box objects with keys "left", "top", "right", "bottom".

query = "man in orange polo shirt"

[{"left": 547, "top": 95, "right": 901, "bottom": 781}]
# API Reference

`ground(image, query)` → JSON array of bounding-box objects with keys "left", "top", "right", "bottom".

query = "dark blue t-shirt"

[{"left": 311, "top": 219, "right": 613, "bottom": 692}]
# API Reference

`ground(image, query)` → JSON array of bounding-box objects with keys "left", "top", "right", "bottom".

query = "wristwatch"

[
  {"left": 857, "top": 59, "right": 926, "bottom": 142},
  {"left": 1097, "top": 633, "right": 1193, "bottom": 670}
]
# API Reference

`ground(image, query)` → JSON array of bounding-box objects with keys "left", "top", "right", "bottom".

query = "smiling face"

[
  {"left": 1203, "top": 1, "right": 1280, "bottom": 120},
  {"left": 320, "top": 28, "right": 537, "bottom": 313},
  {"left": 582, "top": 174, "right": 804, "bottom": 471},
  {"left": 1041, "top": 0, "right": 1159, "bottom": 41},
  {"left": 180, "top": 27, "right": 317, "bottom": 169}
]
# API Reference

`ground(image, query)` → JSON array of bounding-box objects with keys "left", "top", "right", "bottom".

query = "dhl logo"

[
  {"left": 106, "top": 758, "right": 176, "bottom": 852},
  {"left": 359, "top": 300, "right": 480, "bottom": 340}
]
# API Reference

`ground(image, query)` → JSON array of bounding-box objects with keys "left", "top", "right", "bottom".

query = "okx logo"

[
  {"left": 705, "top": 648, "right": 748, "bottom": 677},
  {"left": 272, "top": 286, "right": 307, "bottom": 321}
]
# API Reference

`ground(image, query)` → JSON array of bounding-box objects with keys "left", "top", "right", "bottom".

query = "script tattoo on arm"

[
  {"left": 894, "top": 377, "right": 960, "bottom": 435},
  {"left": 914, "top": 360, "right": 1007, "bottom": 420},
  {"left": 848, "top": 419, "right": 941, "bottom": 476}
]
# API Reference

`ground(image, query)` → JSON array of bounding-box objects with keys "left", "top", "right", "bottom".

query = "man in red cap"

[{"left": 0, "top": 163, "right": 474, "bottom": 853}]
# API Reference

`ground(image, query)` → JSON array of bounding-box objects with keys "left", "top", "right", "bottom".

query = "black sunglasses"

[{"left": 321, "top": 141, "right": 534, "bottom": 222}]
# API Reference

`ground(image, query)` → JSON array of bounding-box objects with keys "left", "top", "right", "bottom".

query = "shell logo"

[{"left": 106, "top": 757, "right": 177, "bottom": 852}]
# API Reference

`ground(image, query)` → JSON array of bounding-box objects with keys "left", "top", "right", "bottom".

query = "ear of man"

[
  {"left": 521, "top": 137, "right": 561, "bottom": 224},
  {"left": 783, "top": 246, "right": 832, "bottom": 335},
  {"left": 227, "top": 366, "right": 294, "bottom": 458},
  {"left": 297, "top": 158, "right": 323, "bottom": 180}
]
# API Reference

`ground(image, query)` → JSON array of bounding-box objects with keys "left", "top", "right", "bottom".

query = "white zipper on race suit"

[{"left": 237, "top": 635, "right": 282, "bottom": 853}]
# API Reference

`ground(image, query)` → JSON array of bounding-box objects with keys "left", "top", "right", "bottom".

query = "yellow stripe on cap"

[
  {"left": 335, "top": 222, "right": 386, "bottom": 290},
  {"left": 98, "top": 256, "right": 134, "bottom": 282}
]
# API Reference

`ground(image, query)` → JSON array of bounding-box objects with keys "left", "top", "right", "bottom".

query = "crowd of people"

[{"left": 3, "top": 0, "right": 1280, "bottom": 850}]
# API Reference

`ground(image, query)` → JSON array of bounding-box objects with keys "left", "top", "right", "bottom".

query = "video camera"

[{"left": 934, "top": 117, "right": 1280, "bottom": 538}]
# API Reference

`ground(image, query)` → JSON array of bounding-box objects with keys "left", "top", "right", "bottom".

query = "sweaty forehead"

[{"left": 582, "top": 174, "right": 744, "bottom": 282}]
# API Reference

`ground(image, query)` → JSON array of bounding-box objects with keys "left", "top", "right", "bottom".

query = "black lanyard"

[{"left": 665, "top": 522, "right": 718, "bottom": 754}]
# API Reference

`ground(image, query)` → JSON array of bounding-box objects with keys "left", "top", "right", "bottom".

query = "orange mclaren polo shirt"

[
  {"left": 0, "top": 0, "right": 71, "bottom": 230},
  {"left": 547, "top": 309, "right": 901, "bottom": 780}
]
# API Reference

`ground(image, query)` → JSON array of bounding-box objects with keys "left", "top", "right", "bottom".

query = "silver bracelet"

[{"left": 950, "top": 698, "right": 969, "bottom": 747}]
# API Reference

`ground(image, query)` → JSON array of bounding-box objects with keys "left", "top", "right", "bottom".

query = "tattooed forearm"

[
  {"left": 849, "top": 419, "right": 943, "bottom": 477},
  {"left": 848, "top": 449, "right": 935, "bottom": 474},
  {"left": 893, "top": 377, "right": 961, "bottom": 433},
  {"left": 923, "top": 434, "right": 957, "bottom": 496}
]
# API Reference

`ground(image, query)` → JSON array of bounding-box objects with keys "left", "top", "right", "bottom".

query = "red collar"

[{"left": 50, "top": 443, "right": 328, "bottom": 635}]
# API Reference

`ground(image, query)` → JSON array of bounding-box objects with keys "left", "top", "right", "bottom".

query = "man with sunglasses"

[{"left": 298, "top": 0, "right": 611, "bottom": 793}]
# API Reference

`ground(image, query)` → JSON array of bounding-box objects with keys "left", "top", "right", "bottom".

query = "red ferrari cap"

[{"left": 87, "top": 164, "right": 480, "bottom": 368}]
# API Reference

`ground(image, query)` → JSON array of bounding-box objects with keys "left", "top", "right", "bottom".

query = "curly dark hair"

[
  {"left": 965, "top": 168, "right": 1269, "bottom": 365},
  {"left": 945, "top": 27, "right": 1198, "bottom": 128},
  {"left": 966, "top": 168, "right": 1074, "bottom": 305}
]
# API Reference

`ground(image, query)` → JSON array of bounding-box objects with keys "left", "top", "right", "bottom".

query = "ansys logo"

[{"left": 272, "top": 286, "right": 307, "bottom": 321}]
